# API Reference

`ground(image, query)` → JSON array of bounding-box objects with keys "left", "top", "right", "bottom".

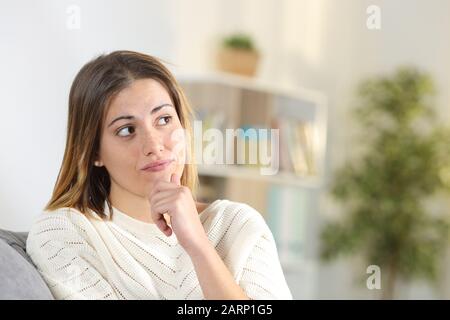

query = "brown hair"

[{"left": 45, "top": 50, "right": 198, "bottom": 219}]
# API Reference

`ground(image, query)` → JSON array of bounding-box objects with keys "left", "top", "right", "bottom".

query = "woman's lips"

[{"left": 141, "top": 159, "right": 174, "bottom": 172}]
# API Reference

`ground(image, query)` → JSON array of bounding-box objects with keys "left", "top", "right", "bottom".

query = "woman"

[{"left": 26, "top": 50, "right": 293, "bottom": 300}]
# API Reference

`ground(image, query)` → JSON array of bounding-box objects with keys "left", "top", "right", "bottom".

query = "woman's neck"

[{"left": 109, "top": 183, "right": 155, "bottom": 224}]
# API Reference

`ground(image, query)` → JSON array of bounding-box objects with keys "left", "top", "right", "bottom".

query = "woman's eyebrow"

[
  {"left": 150, "top": 103, "right": 173, "bottom": 115},
  {"left": 107, "top": 103, "right": 174, "bottom": 128}
]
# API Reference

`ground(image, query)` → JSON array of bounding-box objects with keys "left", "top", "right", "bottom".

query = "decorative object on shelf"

[
  {"left": 216, "top": 33, "right": 260, "bottom": 77},
  {"left": 320, "top": 67, "right": 450, "bottom": 299}
]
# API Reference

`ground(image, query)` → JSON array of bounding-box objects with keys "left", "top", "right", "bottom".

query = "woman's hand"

[
  {"left": 150, "top": 174, "right": 249, "bottom": 299},
  {"left": 148, "top": 173, "right": 209, "bottom": 253}
]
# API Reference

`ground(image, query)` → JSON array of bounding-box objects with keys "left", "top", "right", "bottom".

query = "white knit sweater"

[{"left": 26, "top": 199, "right": 293, "bottom": 300}]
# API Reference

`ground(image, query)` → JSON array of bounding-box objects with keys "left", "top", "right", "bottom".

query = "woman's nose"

[{"left": 142, "top": 130, "right": 164, "bottom": 156}]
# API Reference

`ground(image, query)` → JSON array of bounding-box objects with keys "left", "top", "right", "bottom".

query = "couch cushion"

[
  {"left": 0, "top": 230, "right": 32, "bottom": 264},
  {"left": 0, "top": 229, "right": 54, "bottom": 299}
]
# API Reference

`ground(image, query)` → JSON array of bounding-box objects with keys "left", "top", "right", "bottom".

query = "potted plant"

[
  {"left": 217, "top": 33, "right": 260, "bottom": 77},
  {"left": 320, "top": 67, "right": 450, "bottom": 299}
]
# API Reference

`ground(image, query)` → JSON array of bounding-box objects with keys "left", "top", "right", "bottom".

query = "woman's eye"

[
  {"left": 157, "top": 115, "right": 172, "bottom": 126},
  {"left": 116, "top": 126, "right": 135, "bottom": 137}
]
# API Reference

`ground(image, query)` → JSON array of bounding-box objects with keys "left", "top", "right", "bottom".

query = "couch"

[{"left": 0, "top": 229, "right": 54, "bottom": 299}]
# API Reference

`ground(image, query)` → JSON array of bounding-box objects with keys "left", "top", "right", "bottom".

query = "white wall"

[
  {"left": 1, "top": 0, "right": 449, "bottom": 298},
  {"left": 0, "top": 0, "right": 176, "bottom": 231}
]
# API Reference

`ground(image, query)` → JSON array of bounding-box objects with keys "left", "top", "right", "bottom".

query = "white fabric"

[{"left": 26, "top": 199, "right": 293, "bottom": 300}]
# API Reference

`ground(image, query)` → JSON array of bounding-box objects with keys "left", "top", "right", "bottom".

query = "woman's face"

[{"left": 97, "top": 78, "right": 186, "bottom": 198}]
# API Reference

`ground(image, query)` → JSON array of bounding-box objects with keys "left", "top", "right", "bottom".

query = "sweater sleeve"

[
  {"left": 238, "top": 232, "right": 293, "bottom": 300},
  {"left": 26, "top": 211, "right": 119, "bottom": 300}
]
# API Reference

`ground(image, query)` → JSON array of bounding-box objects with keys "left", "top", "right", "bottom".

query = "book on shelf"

[
  {"left": 273, "top": 117, "right": 316, "bottom": 176},
  {"left": 294, "top": 121, "right": 316, "bottom": 175}
]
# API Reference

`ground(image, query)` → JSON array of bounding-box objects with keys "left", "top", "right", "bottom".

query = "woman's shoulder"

[
  {"left": 205, "top": 198, "right": 264, "bottom": 217},
  {"left": 200, "top": 199, "right": 274, "bottom": 264},
  {"left": 200, "top": 199, "right": 269, "bottom": 233},
  {"left": 25, "top": 207, "right": 103, "bottom": 278},
  {"left": 31, "top": 207, "right": 93, "bottom": 227},
  {"left": 27, "top": 207, "right": 94, "bottom": 246}
]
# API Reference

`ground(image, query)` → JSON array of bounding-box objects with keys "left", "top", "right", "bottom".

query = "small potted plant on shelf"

[{"left": 217, "top": 33, "right": 260, "bottom": 77}]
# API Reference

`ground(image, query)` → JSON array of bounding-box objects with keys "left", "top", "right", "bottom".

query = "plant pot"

[{"left": 216, "top": 47, "right": 260, "bottom": 77}]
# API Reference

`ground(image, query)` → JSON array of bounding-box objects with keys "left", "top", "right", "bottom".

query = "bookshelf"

[{"left": 176, "top": 71, "right": 327, "bottom": 286}]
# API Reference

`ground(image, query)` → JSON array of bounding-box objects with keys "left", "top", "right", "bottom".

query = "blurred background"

[{"left": 1, "top": 0, "right": 450, "bottom": 299}]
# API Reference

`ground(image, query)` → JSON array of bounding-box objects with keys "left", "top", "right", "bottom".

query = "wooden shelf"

[
  {"left": 197, "top": 164, "right": 322, "bottom": 188},
  {"left": 175, "top": 69, "right": 327, "bottom": 105}
]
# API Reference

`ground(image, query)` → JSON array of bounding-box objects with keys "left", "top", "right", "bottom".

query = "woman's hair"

[{"left": 44, "top": 50, "right": 198, "bottom": 219}]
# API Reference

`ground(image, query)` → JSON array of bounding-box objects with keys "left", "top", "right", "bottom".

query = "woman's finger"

[
  {"left": 150, "top": 180, "right": 178, "bottom": 199},
  {"left": 150, "top": 197, "right": 178, "bottom": 218},
  {"left": 149, "top": 188, "right": 177, "bottom": 206},
  {"left": 154, "top": 214, "right": 172, "bottom": 236},
  {"left": 149, "top": 173, "right": 182, "bottom": 199},
  {"left": 151, "top": 195, "right": 179, "bottom": 216},
  {"left": 150, "top": 199, "right": 174, "bottom": 236}
]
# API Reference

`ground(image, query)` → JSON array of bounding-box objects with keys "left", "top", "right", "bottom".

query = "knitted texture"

[{"left": 26, "top": 199, "right": 293, "bottom": 300}]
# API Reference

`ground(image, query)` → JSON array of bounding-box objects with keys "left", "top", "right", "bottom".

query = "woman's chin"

[{"left": 142, "top": 170, "right": 173, "bottom": 183}]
